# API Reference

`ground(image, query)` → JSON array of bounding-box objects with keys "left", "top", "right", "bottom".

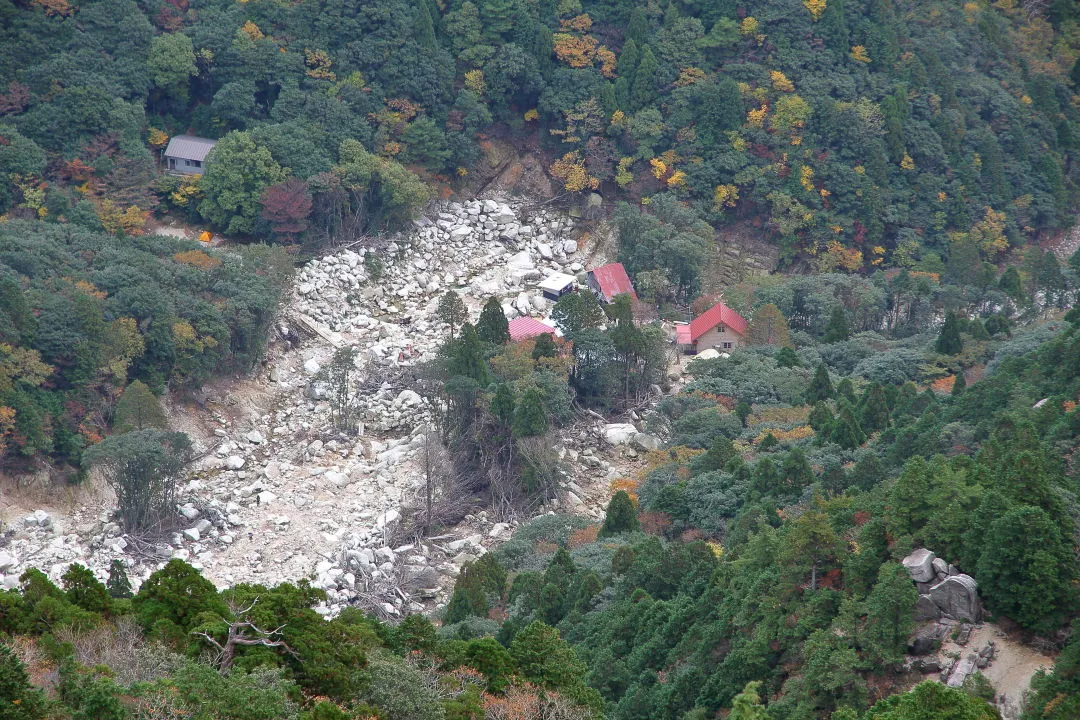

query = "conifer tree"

[
  {"left": 618, "top": 38, "right": 640, "bottom": 89},
  {"left": 830, "top": 401, "right": 866, "bottom": 449},
  {"left": 449, "top": 323, "right": 491, "bottom": 386},
  {"left": 531, "top": 332, "right": 556, "bottom": 360},
  {"left": 808, "top": 401, "right": 835, "bottom": 433},
  {"left": 512, "top": 386, "right": 547, "bottom": 437},
  {"left": 112, "top": 380, "right": 167, "bottom": 434},
  {"left": 951, "top": 371, "right": 966, "bottom": 396},
  {"left": 476, "top": 297, "right": 510, "bottom": 345},
  {"left": 864, "top": 562, "right": 918, "bottom": 665},
  {"left": 107, "top": 559, "right": 133, "bottom": 599},
  {"left": 437, "top": 290, "right": 468, "bottom": 339},
  {"left": 823, "top": 306, "right": 851, "bottom": 343},
  {"left": 935, "top": 311, "right": 963, "bottom": 355},
  {"left": 599, "top": 490, "right": 639, "bottom": 537},
  {"left": 859, "top": 383, "right": 890, "bottom": 433},
  {"left": 806, "top": 363, "right": 834, "bottom": 404},
  {"left": 489, "top": 383, "right": 515, "bottom": 426},
  {"left": 630, "top": 46, "right": 659, "bottom": 111},
  {"left": 775, "top": 346, "right": 800, "bottom": 368},
  {"left": 728, "top": 681, "right": 773, "bottom": 719}
]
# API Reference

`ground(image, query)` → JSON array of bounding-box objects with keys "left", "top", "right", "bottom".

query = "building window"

[
  {"left": 718, "top": 326, "right": 725, "bottom": 332},
  {"left": 185, "top": 159, "right": 202, "bottom": 168},
  {"left": 722, "top": 342, "right": 733, "bottom": 349}
]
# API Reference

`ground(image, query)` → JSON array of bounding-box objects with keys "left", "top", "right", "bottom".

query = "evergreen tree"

[
  {"left": 618, "top": 38, "right": 641, "bottom": 89},
  {"left": 774, "top": 346, "right": 800, "bottom": 368},
  {"left": 489, "top": 383, "right": 515, "bottom": 426},
  {"left": 531, "top": 332, "right": 557, "bottom": 360},
  {"left": 698, "top": 436, "right": 736, "bottom": 473},
  {"left": 830, "top": 401, "right": 866, "bottom": 449},
  {"left": 551, "top": 291, "right": 606, "bottom": 333},
  {"left": 476, "top": 297, "right": 510, "bottom": 345},
  {"left": 512, "top": 386, "right": 547, "bottom": 437},
  {"left": 626, "top": 7, "right": 649, "bottom": 45},
  {"left": 951, "top": 371, "right": 966, "bottom": 396},
  {"left": 449, "top": 323, "right": 491, "bottom": 386},
  {"left": 806, "top": 363, "right": 834, "bottom": 404},
  {"left": 863, "top": 562, "right": 918, "bottom": 665},
  {"left": 935, "top": 311, "right": 963, "bottom": 355},
  {"left": 112, "top": 379, "right": 166, "bottom": 433},
  {"left": 106, "top": 559, "right": 133, "bottom": 599},
  {"left": 728, "top": 681, "right": 774, "bottom": 719},
  {"left": 808, "top": 401, "right": 835, "bottom": 433},
  {"left": 823, "top": 306, "right": 851, "bottom": 343},
  {"left": 976, "top": 506, "right": 1076, "bottom": 633},
  {"left": 781, "top": 448, "right": 815, "bottom": 489},
  {"left": 836, "top": 377, "right": 857, "bottom": 405},
  {"left": 735, "top": 401, "right": 752, "bottom": 427},
  {"left": 859, "top": 383, "right": 890, "bottom": 433},
  {"left": 999, "top": 266, "right": 1024, "bottom": 301},
  {"left": 599, "top": 490, "right": 639, "bottom": 537},
  {"left": 0, "top": 644, "right": 45, "bottom": 720},
  {"left": 630, "top": 45, "right": 659, "bottom": 111},
  {"left": 437, "top": 290, "right": 468, "bottom": 339}
]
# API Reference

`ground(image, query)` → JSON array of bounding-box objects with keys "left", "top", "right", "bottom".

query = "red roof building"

[
  {"left": 676, "top": 301, "right": 748, "bottom": 353},
  {"left": 508, "top": 316, "right": 556, "bottom": 342},
  {"left": 586, "top": 262, "right": 637, "bottom": 303}
]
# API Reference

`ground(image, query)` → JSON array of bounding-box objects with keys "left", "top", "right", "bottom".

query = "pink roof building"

[
  {"left": 508, "top": 316, "right": 556, "bottom": 342},
  {"left": 587, "top": 262, "right": 637, "bottom": 303},
  {"left": 676, "top": 301, "right": 748, "bottom": 353}
]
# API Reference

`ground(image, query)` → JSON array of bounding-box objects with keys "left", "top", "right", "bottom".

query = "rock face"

[
  {"left": 903, "top": 548, "right": 982, "bottom": 622},
  {"left": 929, "top": 574, "right": 981, "bottom": 622},
  {"left": 603, "top": 423, "right": 638, "bottom": 446},
  {"left": 902, "top": 548, "right": 937, "bottom": 583}
]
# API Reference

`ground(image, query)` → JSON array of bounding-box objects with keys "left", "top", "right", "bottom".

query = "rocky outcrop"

[{"left": 901, "top": 548, "right": 982, "bottom": 622}]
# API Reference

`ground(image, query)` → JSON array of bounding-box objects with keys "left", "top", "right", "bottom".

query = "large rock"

[
  {"left": 902, "top": 548, "right": 937, "bottom": 583},
  {"left": 631, "top": 432, "right": 661, "bottom": 452},
  {"left": 929, "top": 574, "right": 981, "bottom": 622},
  {"left": 914, "top": 594, "right": 941, "bottom": 621},
  {"left": 603, "top": 423, "right": 638, "bottom": 446}
]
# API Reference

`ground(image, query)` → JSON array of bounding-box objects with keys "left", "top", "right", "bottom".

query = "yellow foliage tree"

[
  {"left": 240, "top": 21, "right": 264, "bottom": 41},
  {"left": 713, "top": 184, "right": 739, "bottom": 208},
  {"left": 667, "top": 170, "right": 687, "bottom": 187},
  {"left": 850, "top": 45, "right": 871, "bottom": 63},
  {"left": 770, "top": 95, "right": 811, "bottom": 132},
  {"left": 747, "top": 104, "right": 768, "bottom": 128},
  {"left": 464, "top": 69, "right": 486, "bottom": 94},
  {"left": 900, "top": 153, "right": 916, "bottom": 170},
  {"left": 804, "top": 0, "right": 827, "bottom": 20},
  {"left": 799, "top": 165, "right": 815, "bottom": 192},
  {"left": 98, "top": 200, "right": 148, "bottom": 236},
  {"left": 550, "top": 152, "right": 596, "bottom": 192},
  {"left": 147, "top": 128, "right": 169, "bottom": 148},
  {"left": 615, "top": 157, "right": 634, "bottom": 188},
  {"left": 304, "top": 49, "right": 336, "bottom": 81},
  {"left": 649, "top": 158, "right": 667, "bottom": 179},
  {"left": 523, "top": 108, "right": 539, "bottom": 121},
  {"left": 770, "top": 70, "right": 795, "bottom": 92},
  {"left": 969, "top": 207, "right": 1008, "bottom": 255},
  {"left": 740, "top": 17, "right": 759, "bottom": 36}
]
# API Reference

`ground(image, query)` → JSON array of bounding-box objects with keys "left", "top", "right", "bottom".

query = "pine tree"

[
  {"left": 863, "top": 562, "right": 918, "bottom": 665},
  {"left": 599, "top": 490, "right": 639, "bottom": 537},
  {"left": 449, "top": 323, "right": 491, "bottom": 386},
  {"left": 698, "top": 436, "right": 736, "bottom": 472},
  {"left": 859, "top": 383, "right": 890, "bottom": 433},
  {"left": 512, "top": 386, "right": 547, "bottom": 437},
  {"left": 489, "top": 383, "right": 515, "bottom": 426},
  {"left": 951, "top": 371, "right": 966, "bottom": 396},
  {"left": 808, "top": 401, "right": 835, "bottom": 433},
  {"left": 830, "top": 401, "right": 866, "bottom": 449},
  {"left": 476, "top": 297, "right": 510, "bottom": 345},
  {"left": 531, "top": 332, "right": 557, "bottom": 359},
  {"left": 618, "top": 38, "right": 640, "bottom": 89},
  {"left": 0, "top": 644, "right": 45, "bottom": 720},
  {"left": 112, "top": 380, "right": 167, "bottom": 433},
  {"left": 836, "top": 377, "right": 857, "bottom": 404},
  {"left": 806, "top": 363, "right": 834, "bottom": 404},
  {"left": 775, "top": 346, "right": 800, "bottom": 368},
  {"left": 107, "top": 559, "right": 133, "bottom": 599},
  {"left": 823, "top": 306, "right": 851, "bottom": 343},
  {"left": 630, "top": 45, "right": 659, "bottom": 111},
  {"left": 626, "top": 7, "right": 649, "bottom": 45},
  {"left": 437, "top": 290, "right": 468, "bottom": 339},
  {"left": 728, "top": 681, "right": 774, "bottom": 719},
  {"left": 782, "top": 448, "right": 815, "bottom": 489},
  {"left": 935, "top": 311, "right": 963, "bottom": 355}
]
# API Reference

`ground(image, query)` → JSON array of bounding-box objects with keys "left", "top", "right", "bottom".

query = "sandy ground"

[{"left": 933, "top": 623, "right": 1055, "bottom": 718}]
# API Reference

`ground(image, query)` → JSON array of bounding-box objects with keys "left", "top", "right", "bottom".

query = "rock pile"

[{"left": 902, "top": 547, "right": 982, "bottom": 623}]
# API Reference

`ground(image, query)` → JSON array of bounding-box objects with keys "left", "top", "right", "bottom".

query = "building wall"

[
  {"left": 695, "top": 323, "right": 744, "bottom": 351},
  {"left": 166, "top": 156, "right": 206, "bottom": 175}
]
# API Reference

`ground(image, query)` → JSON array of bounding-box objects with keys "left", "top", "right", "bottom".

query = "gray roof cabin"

[{"left": 163, "top": 135, "right": 216, "bottom": 175}]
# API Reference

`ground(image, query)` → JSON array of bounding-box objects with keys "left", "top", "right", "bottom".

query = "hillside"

[{"left": 0, "top": 0, "right": 1079, "bottom": 718}]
